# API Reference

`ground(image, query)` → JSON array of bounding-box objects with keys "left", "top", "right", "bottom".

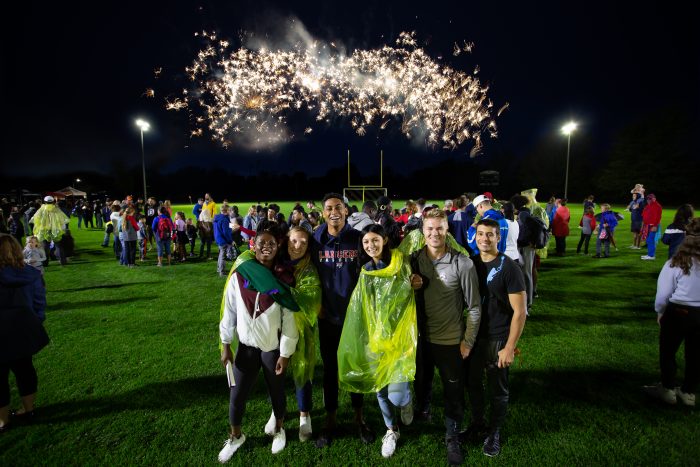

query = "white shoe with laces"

[
  {"left": 299, "top": 415, "right": 312, "bottom": 442},
  {"left": 271, "top": 428, "right": 286, "bottom": 454},
  {"left": 381, "top": 429, "right": 399, "bottom": 458},
  {"left": 218, "top": 434, "right": 246, "bottom": 463},
  {"left": 641, "top": 255, "right": 656, "bottom": 260},
  {"left": 675, "top": 388, "right": 696, "bottom": 407},
  {"left": 400, "top": 403, "right": 414, "bottom": 426},
  {"left": 264, "top": 411, "right": 276, "bottom": 436},
  {"left": 644, "top": 383, "right": 676, "bottom": 404}
]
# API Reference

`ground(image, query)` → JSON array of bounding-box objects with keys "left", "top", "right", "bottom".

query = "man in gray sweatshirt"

[{"left": 410, "top": 208, "right": 481, "bottom": 465}]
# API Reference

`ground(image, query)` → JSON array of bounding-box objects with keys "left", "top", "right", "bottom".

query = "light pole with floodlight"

[
  {"left": 561, "top": 121, "right": 577, "bottom": 200},
  {"left": 135, "top": 119, "right": 150, "bottom": 201}
]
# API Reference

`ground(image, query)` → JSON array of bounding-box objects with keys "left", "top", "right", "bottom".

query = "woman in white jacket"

[{"left": 218, "top": 222, "right": 299, "bottom": 462}]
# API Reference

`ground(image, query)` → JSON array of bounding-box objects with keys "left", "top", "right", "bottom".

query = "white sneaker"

[
  {"left": 381, "top": 429, "right": 399, "bottom": 458},
  {"left": 299, "top": 415, "right": 312, "bottom": 442},
  {"left": 641, "top": 255, "right": 656, "bottom": 260},
  {"left": 644, "top": 383, "right": 676, "bottom": 404},
  {"left": 675, "top": 388, "right": 696, "bottom": 407},
  {"left": 400, "top": 402, "right": 414, "bottom": 426},
  {"left": 271, "top": 428, "right": 286, "bottom": 454},
  {"left": 264, "top": 411, "right": 276, "bottom": 436},
  {"left": 218, "top": 434, "right": 246, "bottom": 463}
]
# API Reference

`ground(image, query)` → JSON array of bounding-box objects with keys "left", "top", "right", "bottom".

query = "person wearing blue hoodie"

[
  {"left": 1, "top": 235, "right": 49, "bottom": 431},
  {"left": 310, "top": 193, "right": 374, "bottom": 448},
  {"left": 214, "top": 205, "right": 236, "bottom": 277},
  {"left": 467, "top": 195, "right": 508, "bottom": 255}
]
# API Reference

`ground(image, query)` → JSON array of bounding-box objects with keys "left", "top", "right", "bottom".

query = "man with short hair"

[
  {"left": 290, "top": 206, "right": 313, "bottom": 234},
  {"left": 410, "top": 209, "right": 481, "bottom": 465},
  {"left": 467, "top": 195, "right": 508, "bottom": 255},
  {"left": 347, "top": 200, "right": 377, "bottom": 231},
  {"left": 465, "top": 218, "right": 527, "bottom": 457},
  {"left": 310, "top": 193, "right": 374, "bottom": 447},
  {"left": 448, "top": 195, "right": 471, "bottom": 251},
  {"left": 214, "top": 205, "right": 236, "bottom": 277},
  {"left": 145, "top": 197, "right": 158, "bottom": 249}
]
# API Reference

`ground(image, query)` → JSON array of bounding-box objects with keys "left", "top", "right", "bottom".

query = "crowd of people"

[{"left": 0, "top": 185, "right": 698, "bottom": 465}]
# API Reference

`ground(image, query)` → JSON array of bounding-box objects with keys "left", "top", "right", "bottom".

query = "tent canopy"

[{"left": 57, "top": 186, "right": 87, "bottom": 197}]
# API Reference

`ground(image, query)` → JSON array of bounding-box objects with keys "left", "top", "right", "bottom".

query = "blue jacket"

[
  {"left": 192, "top": 203, "right": 203, "bottom": 219},
  {"left": 213, "top": 214, "right": 233, "bottom": 246},
  {"left": 662, "top": 222, "right": 686, "bottom": 259},
  {"left": 0, "top": 265, "right": 46, "bottom": 322},
  {"left": 311, "top": 222, "right": 361, "bottom": 326},
  {"left": 467, "top": 209, "right": 509, "bottom": 254},
  {"left": 599, "top": 211, "right": 618, "bottom": 233},
  {"left": 448, "top": 209, "right": 472, "bottom": 251}
]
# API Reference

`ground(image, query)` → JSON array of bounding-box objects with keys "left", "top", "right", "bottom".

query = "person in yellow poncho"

[
  {"left": 29, "top": 196, "right": 70, "bottom": 266},
  {"left": 338, "top": 224, "right": 421, "bottom": 459},
  {"left": 260, "top": 226, "right": 322, "bottom": 443}
]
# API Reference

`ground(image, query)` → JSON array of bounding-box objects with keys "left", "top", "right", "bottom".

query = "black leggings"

[
  {"left": 229, "top": 343, "right": 286, "bottom": 426},
  {"left": 577, "top": 233, "right": 591, "bottom": 254},
  {"left": 1, "top": 356, "right": 38, "bottom": 407},
  {"left": 467, "top": 339, "right": 509, "bottom": 430},
  {"left": 660, "top": 303, "right": 700, "bottom": 393},
  {"left": 318, "top": 319, "right": 364, "bottom": 413}
]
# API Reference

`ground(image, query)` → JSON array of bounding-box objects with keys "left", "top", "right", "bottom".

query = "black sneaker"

[
  {"left": 458, "top": 420, "right": 488, "bottom": 444},
  {"left": 415, "top": 408, "right": 432, "bottom": 423},
  {"left": 358, "top": 422, "right": 376, "bottom": 444},
  {"left": 483, "top": 429, "right": 501, "bottom": 457},
  {"left": 315, "top": 427, "right": 333, "bottom": 448},
  {"left": 446, "top": 435, "right": 464, "bottom": 465}
]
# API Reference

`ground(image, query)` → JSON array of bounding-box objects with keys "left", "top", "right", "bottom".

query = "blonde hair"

[
  {"left": 423, "top": 208, "right": 447, "bottom": 221},
  {"left": 26, "top": 235, "right": 40, "bottom": 246}
]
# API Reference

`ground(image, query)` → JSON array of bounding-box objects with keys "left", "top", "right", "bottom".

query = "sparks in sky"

[{"left": 168, "top": 30, "right": 500, "bottom": 153}]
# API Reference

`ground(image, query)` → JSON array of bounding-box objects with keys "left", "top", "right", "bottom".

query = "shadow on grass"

[
  {"left": 54, "top": 282, "right": 160, "bottom": 293},
  {"left": 48, "top": 296, "right": 155, "bottom": 311}
]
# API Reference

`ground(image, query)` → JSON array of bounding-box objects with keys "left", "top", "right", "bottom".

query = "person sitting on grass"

[
  {"left": 0, "top": 235, "right": 49, "bottom": 432},
  {"left": 338, "top": 224, "right": 420, "bottom": 459},
  {"left": 218, "top": 222, "right": 299, "bottom": 461},
  {"left": 644, "top": 217, "right": 700, "bottom": 407}
]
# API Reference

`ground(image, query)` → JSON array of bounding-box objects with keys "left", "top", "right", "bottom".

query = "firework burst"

[{"left": 168, "top": 30, "right": 500, "bottom": 152}]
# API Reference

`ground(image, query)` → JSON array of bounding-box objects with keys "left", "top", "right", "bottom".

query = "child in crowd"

[
  {"left": 593, "top": 204, "right": 618, "bottom": 258},
  {"left": 186, "top": 218, "right": 197, "bottom": 257},
  {"left": 23, "top": 236, "right": 47, "bottom": 275},
  {"left": 137, "top": 215, "right": 148, "bottom": 261},
  {"left": 174, "top": 212, "right": 187, "bottom": 262},
  {"left": 577, "top": 207, "right": 596, "bottom": 255}
]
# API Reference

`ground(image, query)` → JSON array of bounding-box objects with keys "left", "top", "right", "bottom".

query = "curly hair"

[{"left": 670, "top": 217, "right": 700, "bottom": 275}]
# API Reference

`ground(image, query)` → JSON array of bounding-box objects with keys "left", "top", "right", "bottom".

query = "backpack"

[
  {"left": 157, "top": 217, "right": 173, "bottom": 240},
  {"left": 525, "top": 215, "right": 550, "bottom": 249}
]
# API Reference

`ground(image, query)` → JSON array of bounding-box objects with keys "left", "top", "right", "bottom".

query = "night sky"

[{"left": 2, "top": 0, "right": 697, "bottom": 180}]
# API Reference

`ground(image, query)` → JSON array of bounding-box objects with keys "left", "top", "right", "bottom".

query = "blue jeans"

[
  {"left": 296, "top": 380, "right": 312, "bottom": 413},
  {"left": 156, "top": 238, "right": 171, "bottom": 258},
  {"left": 377, "top": 382, "right": 411, "bottom": 429},
  {"left": 647, "top": 229, "right": 657, "bottom": 257}
]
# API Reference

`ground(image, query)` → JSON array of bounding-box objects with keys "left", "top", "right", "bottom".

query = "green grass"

[{"left": 1, "top": 203, "right": 698, "bottom": 465}]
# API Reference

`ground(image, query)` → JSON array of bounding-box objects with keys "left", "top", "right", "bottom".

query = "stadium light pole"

[
  {"left": 561, "top": 121, "right": 577, "bottom": 200},
  {"left": 135, "top": 119, "right": 150, "bottom": 201}
]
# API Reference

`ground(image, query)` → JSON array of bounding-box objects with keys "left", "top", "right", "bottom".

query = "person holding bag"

[{"left": 0, "top": 235, "right": 49, "bottom": 432}]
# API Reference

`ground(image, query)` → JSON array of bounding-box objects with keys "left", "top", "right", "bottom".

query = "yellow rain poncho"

[
  {"left": 30, "top": 204, "right": 69, "bottom": 242},
  {"left": 397, "top": 228, "right": 470, "bottom": 257},
  {"left": 521, "top": 188, "right": 550, "bottom": 258},
  {"left": 338, "top": 249, "right": 417, "bottom": 393},
  {"left": 288, "top": 255, "right": 322, "bottom": 387}
]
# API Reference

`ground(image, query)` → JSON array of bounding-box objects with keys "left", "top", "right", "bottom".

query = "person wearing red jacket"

[
  {"left": 641, "top": 193, "right": 663, "bottom": 260},
  {"left": 551, "top": 199, "right": 571, "bottom": 256}
]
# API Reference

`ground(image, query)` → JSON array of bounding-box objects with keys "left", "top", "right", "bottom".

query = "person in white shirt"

[
  {"left": 501, "top": 202, "right": 521, "bottom": 264},
  {"left": 644, "top": 218, "right": 700, "bottom": 407},
  {"left": 218, "top": 222, "right": 299, "bottom": 461}
]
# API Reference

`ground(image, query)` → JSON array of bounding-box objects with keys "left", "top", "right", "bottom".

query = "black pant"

[
  {"left": 123, "top": 240, "right": 136, "bottom": 265},
  {"left": 1, "top": 356, "right": 38, "bottom": 407},
  {"left": 414, "top": 337, "right": 464, "bottom": 435},
  {"left": 660, "top": 303, "right": 700, "bottom": 393},
  {"left": 467, "top": 339, "right": 509, "bottom": 430},
  {"left": 229, "top": 343, "right": 286, "bottom": 426},
  {"left": 42, "top": 239, "right": 66, "bottom": 265},
  {"left": 555, "top": 236, "right": 566, "bottom": 255},
  {"left": 577, "top": 233, "right": 591, "bottom": 254},
  {"left": 318, "top": 319, "right": 363, "bottom": 413},
  {"left": 188, "top": 238, "right": 196, "bottom": 254}
]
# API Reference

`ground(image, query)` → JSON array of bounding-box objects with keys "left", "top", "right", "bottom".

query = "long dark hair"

[
  {"left": 672, "top": 204, "right": 694, "bottom": 229},
  {"left": 358, "top": 224, "right": 392, "bottom": 270},
  {"left": 670, "top": 217, "right": 700, "bottom": 275}
]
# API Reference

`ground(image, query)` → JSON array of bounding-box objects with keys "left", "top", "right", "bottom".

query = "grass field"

[{"left": 1, "top": 202, "right": 698, "bottom": 466}]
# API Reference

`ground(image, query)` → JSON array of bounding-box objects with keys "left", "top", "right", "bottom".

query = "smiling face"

[
  {"left": 476, "top": 224, "right": 500, "bottom": 255},
  {"left": 323, "top": 198, "right": 347, "bottom": 230},
  {"left": 362, "top": 231, "right": 387, "bottom": 263},
  {"left": 254, "top": 232, "right": 278, "bottom": 266},
  {"left": 422, "top": 217, "right": 448, "bottom": 250},
  {"left": 288, "top": 229, "right": 309, "bottom": 260}
]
